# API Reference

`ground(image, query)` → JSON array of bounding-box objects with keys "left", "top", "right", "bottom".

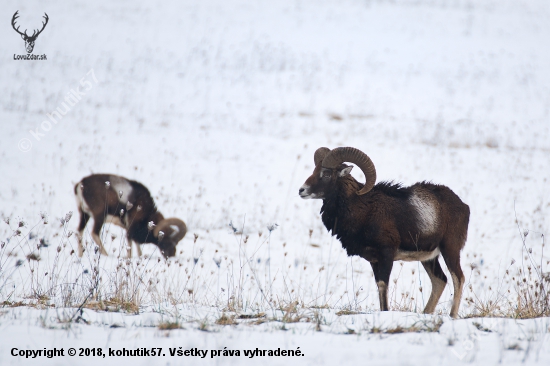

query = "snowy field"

[{"left": 1, "top": 0, "right": 550, "bottom": 364}]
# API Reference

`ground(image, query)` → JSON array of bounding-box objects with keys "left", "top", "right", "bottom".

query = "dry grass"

[
  {"left": 215, "top": 313, "right": 237, "bottom": 325},
  {"left": 238, "top": 312, "right": 266, "bottom": 319},
  {"left": 371, "top": 318, "right": 443, "bottom": 334},
  {"left": 83, "top": 299, "right": 139, "bottom": 314},
  {"left": 158, "top": 321, "right": 184, "bottom": 330},
  {"left": 0, "top": 210, "right": 549, "bottom": 334},
  {"left": 1, "top": 300, "right": 55, "bottom": 308},
  {"left": 463, "top": 233, "right": 549, "bottom": 319},
  {"left": 335, "top": 309, "right": 362, "bottom": 316}
]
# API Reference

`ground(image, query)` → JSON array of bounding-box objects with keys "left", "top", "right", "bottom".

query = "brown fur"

[
  {"left": 75, "top": 174, "right": 186, "bottom": 258},
  {"left": 300, "top": 163, "right": 469, "bottom": 318}
]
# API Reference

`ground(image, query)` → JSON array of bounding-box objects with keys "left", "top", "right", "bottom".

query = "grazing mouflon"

[{"left": 75, "top": 174, "right": 186, "bottom": 258}]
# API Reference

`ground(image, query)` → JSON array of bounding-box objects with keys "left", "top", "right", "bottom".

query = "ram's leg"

[
  {"left": 77, "top": 209, "right": 90, "bottom": 257},
  {"left": 91, "top": 217, "right": 109, "bottom": 256},
  {"left": 421, "top": 255, "right": 447, "bottom": 314},
  {"left": 136, "top": 243, "right": 142, "bottom": 257},
  {"left": 369, "top": 261, "right": 386, "bottom": 311},
  {"left": 374, "top": 249, "right": 395, "bottom": 312},
  {"left": 126, "top": 237, "right": 133, "bottom": 258},
  {"left": 441, "top": 245, "right": 465, "bottom": 318}
]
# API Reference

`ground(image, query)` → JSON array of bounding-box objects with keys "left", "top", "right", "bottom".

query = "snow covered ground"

[{"left": 1, "top": 0, "right": 550, "bottom": 364}]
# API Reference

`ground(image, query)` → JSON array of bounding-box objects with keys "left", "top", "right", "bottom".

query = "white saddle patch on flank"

[
  {"left": 395, "top": 247, "right": 440, "bottom": 262},
  {"left": 109, "top": 175, "right": 133, "bottom": 202},
  {"left": 409, "top": 191, "right": 438, "bottom": 235}
]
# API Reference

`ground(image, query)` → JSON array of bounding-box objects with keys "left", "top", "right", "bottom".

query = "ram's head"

[
  {"left": 299, "top": 147, "right": 377, "bottom": 199},
  {"left": 154, "top": 218, "right": 187, "bottom": 257}
]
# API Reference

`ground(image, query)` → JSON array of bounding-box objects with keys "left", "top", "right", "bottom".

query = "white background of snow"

[{"left": 1, "top": 0, "right": 550, "bottom": 364}]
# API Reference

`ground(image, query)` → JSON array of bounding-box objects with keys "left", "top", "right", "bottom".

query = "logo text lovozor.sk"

[{"left": 12, "top": 11, "right": 48, "bottom": 54}]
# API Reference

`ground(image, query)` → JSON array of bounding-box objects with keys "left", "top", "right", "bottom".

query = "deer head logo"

[{"left": 12, "top": 11, "right": 49, "bottom": 54}]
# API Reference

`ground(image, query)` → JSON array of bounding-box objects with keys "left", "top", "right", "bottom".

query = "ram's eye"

[{"left": 322, "top": 172, "right": 331, "bottom": 180}]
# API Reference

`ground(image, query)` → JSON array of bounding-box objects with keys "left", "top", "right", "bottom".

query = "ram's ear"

[{"left": 338, "top": 166, "right": 353, "bottom": 177}]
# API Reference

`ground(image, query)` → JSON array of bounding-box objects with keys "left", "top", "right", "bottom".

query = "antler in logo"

[{"left": 12, "top": 11, "right": 49, "bottom": 54}]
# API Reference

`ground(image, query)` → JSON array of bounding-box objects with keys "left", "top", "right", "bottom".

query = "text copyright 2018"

[{"left": 11, "top": 347, "right": 305, "bottom": 359}]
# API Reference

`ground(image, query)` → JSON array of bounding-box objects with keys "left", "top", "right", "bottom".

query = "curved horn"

[
  {"left": 314, "top": 147, "right": 331, "bottom": 166},
  {"left": 155, "top": 218, "right": 187, "bottom": 243},
  {"left": 322, "top": 147, "right": 377, "bottom": 195}
]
